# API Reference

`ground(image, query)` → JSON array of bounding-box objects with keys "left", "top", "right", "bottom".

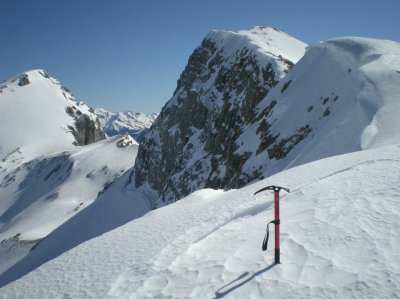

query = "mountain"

[
  {"left": 134, "top": 27, "right": 307, "bottom": 203},
  {"left": 231, "top": 36, "right": 400, "bottom": 173},
  {"left": 0, "top": 70, "right": 139, "bottom": 274},
  {"left": 134, "top": 27, "right": 400, "bottom": 204},
  {"left": 94, "top": 108, "right": 158, "bottom": 141},
  {"left": 0, "top": 69, "right": 106, "bottom": 167},
  {"left": 1, "top": 28, "right": 400, "bottom": 295},
  {"left": 1, "top": 144, "right": 399, "bottom": 297}
]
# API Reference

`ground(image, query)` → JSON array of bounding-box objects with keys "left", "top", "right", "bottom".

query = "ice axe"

[{"left": 254, "top": 185, "right": 290, "bottom": 264}]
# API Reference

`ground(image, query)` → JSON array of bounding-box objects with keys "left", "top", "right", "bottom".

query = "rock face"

[
  {"left": 66, "top": 106, "right": 106, "bottom": 146},
  {"left": 134, "top": 27, "right": 307, "bottom": 203},
  {"left": 17, "top": 74, "right": 30, "bottom": 87}
]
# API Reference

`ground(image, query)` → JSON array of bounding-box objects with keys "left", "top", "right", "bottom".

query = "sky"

[{"left": 1, "top": 0, "right": 399, "bottom": 114}]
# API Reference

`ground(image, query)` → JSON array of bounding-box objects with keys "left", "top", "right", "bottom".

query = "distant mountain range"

[{"left": 94, "top": 108, "right": 158, "bottom": 141}]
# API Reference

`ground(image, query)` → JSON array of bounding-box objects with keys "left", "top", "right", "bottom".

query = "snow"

[
  {"left": 0, "top": 134, "right": 138, "bottom": 275},
  {"left": 0, "top": 134, "right": 138, "bottom": 238},
  {"left": 207, "top": 26, "right": 307, "bottom": 69},
  {"left": 237, "top": 36, "right": 400, "bottom": 180},
  {"left": 0, "top": 70, "right": 139, "bottom": 276},
  {"left": 1, "top": 144, "right": 399, "bottom": 298},
  {"left": 238, "top": 26, "right": 307, "bottom": 64},
  {"left": 0, "top": 70, "right": 140, "bottom": 242}
]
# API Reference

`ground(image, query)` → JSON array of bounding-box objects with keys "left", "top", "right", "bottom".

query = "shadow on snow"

[{"left": 214, "top": 263, "right": 277, "bottom": 298}]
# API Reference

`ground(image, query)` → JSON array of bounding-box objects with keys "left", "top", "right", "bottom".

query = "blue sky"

[{"left": 1, "top": 0, "right": 399, "bottom": 113}]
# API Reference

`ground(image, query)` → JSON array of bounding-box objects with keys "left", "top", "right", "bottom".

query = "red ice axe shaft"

[{"left": 254, "top": 185, "right": 290, "bottom": 264}]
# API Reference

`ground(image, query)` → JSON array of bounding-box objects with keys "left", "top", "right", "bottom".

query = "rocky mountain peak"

[
  {"left": 134, "top": 27, "right": 307, "bottom": 204},
  {"left": 134, "top": 28, "right": 400, "bottom": 206}
]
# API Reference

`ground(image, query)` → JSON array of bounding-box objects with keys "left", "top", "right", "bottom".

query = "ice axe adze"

[{"left": 254, "top": 185, "right": 290, "bottom": 264}]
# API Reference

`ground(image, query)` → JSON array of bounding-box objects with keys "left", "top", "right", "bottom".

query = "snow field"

[
  {"left": 0, "top": 134, "right": 139, "bottom": 279},
  {"left": 0, "top": 135, "right": 138, "bottom": 242},
  {"left": 1, "top": 145, "right": 399, "bottom": 298}
]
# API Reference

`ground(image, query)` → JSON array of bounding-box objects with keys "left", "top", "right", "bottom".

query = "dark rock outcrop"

[
  {"left": 68, "top": 114, "right": 106, "bottom": 146},
  {"left": 17, "top": 74, "right": 30, "bottom": 87}
]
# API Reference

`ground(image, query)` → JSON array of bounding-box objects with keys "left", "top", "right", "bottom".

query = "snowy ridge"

[
  {"left": 1, "top": 145, "right": 399, "bottom": 297},
  {"left": 237, "top": 36, "right": 400, "bottom": 178},
  {"left": 206, "top": 26, "right": 306, "bottom": 66},
  {"left": 95, "top": 108, "right": 158, "bottom": 140}
]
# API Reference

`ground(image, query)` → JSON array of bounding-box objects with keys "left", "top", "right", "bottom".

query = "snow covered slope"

[
  {"left": 1, "top": 144, "right": 399, "bottom": 298},
  {"left": 0, "top": 70, "right": 139, "bottom": 275},
  {"left": 0, "top": 167, "right": 153, "bottom": 286},
  {"left": 0, "top": 69, "right": 105, "bottom": 167},
  {"left": 0, "top": 134, "right": 138, "bottom": 274},
  {"left": 0, "top": 134, "right": 138, "bottom": 241},
  {"left": 135, "top": 32, "right": 400, "bottom": 203},
  {"left": 236, "top": 36, "right": 400, "bottom": 177},
  {"left": 134, "top": 26, "right": 307, "bottom": 202},
  {"left": 95, "top": 108, "right": 158, "bottom": 140}
]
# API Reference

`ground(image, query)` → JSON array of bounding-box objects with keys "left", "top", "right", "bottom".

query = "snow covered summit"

[
  {"left": 205, "top": 26, "right": 306, "bottom": 69},
  {"left": 0, "top": 69, "right": 105, "bottom": 167}
]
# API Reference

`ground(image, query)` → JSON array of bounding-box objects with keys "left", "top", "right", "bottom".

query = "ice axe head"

[{"left": 254, "top": 185, "right": 290, "bottom": 195}]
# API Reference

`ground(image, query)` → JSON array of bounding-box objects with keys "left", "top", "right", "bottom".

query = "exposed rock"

[
  {"left": 134, "top": 27, "right": 306, "bottom": 203},
  {"left": 17, "top": 74, "right": 30, "bottom": 87},
  {"left": 67, "top": 114, "right": 106, "bottom": 146},
  {"left": 116, "top": 134, "right": 136, "bottom": 148}
]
